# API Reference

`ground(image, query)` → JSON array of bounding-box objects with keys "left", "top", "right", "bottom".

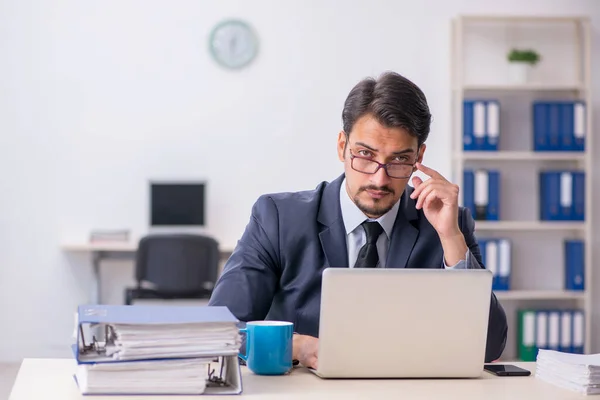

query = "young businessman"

[{"left": 208, "top": 71, "right": 508, "bottom": 368}]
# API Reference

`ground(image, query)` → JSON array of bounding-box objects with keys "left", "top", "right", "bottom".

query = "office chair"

[{"left": 125, "top": 234, "right": 220, "bottom": 305}]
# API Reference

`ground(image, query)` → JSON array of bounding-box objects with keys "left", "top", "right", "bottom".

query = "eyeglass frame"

[{"left": 344, "top": 135, "right": 421, "bottom": 179}]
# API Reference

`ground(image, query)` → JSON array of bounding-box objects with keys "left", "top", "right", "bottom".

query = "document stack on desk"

[
  {"left": 536, "top": 349, "right": 600, "bottom": 395},
  {"left": 73, "top": 304, "right": 243, "bottom": 395}
]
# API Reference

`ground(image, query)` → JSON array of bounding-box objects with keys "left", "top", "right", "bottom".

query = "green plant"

[{"left": 507, "top": 49, "right": 540, "bottom": 65}]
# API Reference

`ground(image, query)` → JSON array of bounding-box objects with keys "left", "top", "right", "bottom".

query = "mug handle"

[{"left": 238, "top": 328, "right": 248, "bottom": 362}]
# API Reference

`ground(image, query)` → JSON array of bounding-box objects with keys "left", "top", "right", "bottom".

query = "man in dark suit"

[{"left": 209, "top": 71, "right": 507, "bottom": 368}]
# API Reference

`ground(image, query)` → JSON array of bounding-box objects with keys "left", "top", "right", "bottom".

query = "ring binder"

[{"left": 73, "top": 304, "right": 244, "bottom": 395}]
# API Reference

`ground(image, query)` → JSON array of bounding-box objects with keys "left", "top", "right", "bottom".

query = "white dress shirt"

[{"left": 339, "top": 178, "right": 468, "bottom": 269}]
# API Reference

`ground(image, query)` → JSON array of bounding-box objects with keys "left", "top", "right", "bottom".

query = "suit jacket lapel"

[
  {"left": 387, "top": 187, "right": 419, "bottom": 268},
  {"left": 317, "top": 174, "right": 349, "bottom": 268}
]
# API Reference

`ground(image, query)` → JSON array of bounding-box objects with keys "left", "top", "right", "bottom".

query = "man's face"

[{"left": 337, "top": 114, "right": 425, "bottom": 218}]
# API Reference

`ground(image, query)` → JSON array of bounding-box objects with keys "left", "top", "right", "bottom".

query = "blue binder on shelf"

[
  {"left": 573, "top": 171, "right": 585, "bottom": 221},
  {"left": 539, "top": 171, "right": 584, "bottom": 221},
  {"left": 548, "top": 103, "right": 561, "bottom": 151},
  {"left": 463, "top": 100, "right": 499, "bottom": 151},
  {"left": 573, "top": 101, "right": 586, "bottom": 151},
  {"left": 464, "top": 169, "right": 500, "bottom": 221},
  {"left": 533, "top": 102, "right": 548, "bottom": 151},
  {"left": 478, "top": 238, "right": 487, "bottom": 268},
  {"left": 463, "top": 170, "right": 475, "bottom": 220},
  {"left": 565, "top": 240, "right": 585, "bottom": 291},
  {"left": 463, "top": 100, "right": 476, "bottom": 151},
  {"left": 560, "top": 102, "right": 574, "bottom": 150},
  {"left": 487, "top": 170, "right": 500, "bottom": 221},
  {"left": 533, "top": 101, "right": 586, "bottom": 152}
]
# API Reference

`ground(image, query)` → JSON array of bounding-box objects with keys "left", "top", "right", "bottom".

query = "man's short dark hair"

[{"left": 342, "top": 71, "right": 432, "bottom": 147}]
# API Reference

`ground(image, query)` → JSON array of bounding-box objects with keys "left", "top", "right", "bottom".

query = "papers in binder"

[
  {"left": 73, "top": 304, "right": 244, "bottom": 395},
  {"left": 76, "top": 304, "right": 241, "bottom": 363}
]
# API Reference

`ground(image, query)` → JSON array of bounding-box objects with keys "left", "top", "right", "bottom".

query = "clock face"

[{"left": 209, "top": 20, "right": 258, "bottom": 69}]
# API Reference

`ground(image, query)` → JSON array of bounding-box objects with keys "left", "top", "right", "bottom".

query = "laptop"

[{"left": 310, "top": 268, "right": 493, "bottom": 378}]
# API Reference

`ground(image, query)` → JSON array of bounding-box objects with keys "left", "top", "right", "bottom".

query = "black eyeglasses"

[{"left": 349, "top": 150, "right": 417, "bottom": 179}]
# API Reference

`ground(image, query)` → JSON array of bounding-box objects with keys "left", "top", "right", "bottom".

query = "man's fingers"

[
  {"left": 422, "top": 190, "right": 439, "bottom": 210},
  {"left": 414, "top": 183, "right": 445, "bottom": 209},
  {"left": 410, "top": 177, "right": 432, "bottom": 199},
  {"left": 411, "top": 176, "right": 423, "bottom": 189}
]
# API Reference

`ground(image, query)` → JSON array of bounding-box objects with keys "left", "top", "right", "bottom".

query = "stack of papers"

[
  {"left": 104, "top": 322, "right": 241, "bottom": 361},
  {"left": 536, "top": 349, "right": 600, "bottom": 395},
  {"left": 74, "top": 305, "right": 242, "bottom": 395},
  {"left": 75, "top": 358, "right": 212, "bottom": 395}
]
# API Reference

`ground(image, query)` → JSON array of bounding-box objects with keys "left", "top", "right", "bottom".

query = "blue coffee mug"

[{"left": 239, "top": 321, "right": 293, "bottom": 375}]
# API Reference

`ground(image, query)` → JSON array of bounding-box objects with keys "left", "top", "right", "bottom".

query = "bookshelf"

[{"left": 451, "top": 16, "right": 593, "bottom": 360}]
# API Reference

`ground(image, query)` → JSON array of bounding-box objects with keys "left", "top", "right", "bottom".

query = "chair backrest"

[{"left": 135, "top": 234, "right": 219, "bottom": 293}]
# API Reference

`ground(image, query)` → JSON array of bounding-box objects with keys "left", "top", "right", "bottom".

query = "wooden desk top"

[{"left": 8, "top": 358, "right": 581, "bottom": 399}]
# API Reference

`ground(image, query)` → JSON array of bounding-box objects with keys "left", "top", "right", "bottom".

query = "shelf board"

[
  {"left": 459, "top": 15, "right": 589, "bottom": 24},
  {"left": 495, "top": 290, "right": 586, "bottom": 300},
  {"left": 459, "top": 83, "right": 584, "bottom": 92},
  {"left": 458, "top": 151, "right": 586, "bottom": 161},
  {"left": 474, "top": 221, "right": 585, "bottom": 231}
]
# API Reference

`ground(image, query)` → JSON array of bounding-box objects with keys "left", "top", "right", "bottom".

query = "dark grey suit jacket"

[{"left": 209, "top": 174, "right": 508, "bottom": 362}]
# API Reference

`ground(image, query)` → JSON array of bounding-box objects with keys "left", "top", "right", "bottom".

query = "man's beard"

[{"left": 353, "top": 185, "right": 395, "bottom": 218}]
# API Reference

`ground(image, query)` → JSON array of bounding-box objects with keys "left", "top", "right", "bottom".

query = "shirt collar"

[{"left": 339, "top": 177, "right": 400, "bottom": 239}]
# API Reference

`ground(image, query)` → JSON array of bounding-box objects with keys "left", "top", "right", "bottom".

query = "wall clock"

[{"left": 209, "top": 19, "right": 259, "bottom": 69}]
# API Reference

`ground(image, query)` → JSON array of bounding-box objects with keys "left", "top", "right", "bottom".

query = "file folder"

[
  {"left": 536, "top": 311, "right": 548, "bottom": 353},
  {"left": 474, "top": 169, "right": 488, "bottom": 220},
  {"left": 573, "top": 311, "right": 585, "bottom": 354},
  {"left": 573, "top": 171, "right": 585, "bottom": 221},
  {"left": 487, "top": 170, "right": 500, "bottom": 220},
  {"left": 533, "top": 102, "right": 548, "bottom": 151},
  {"left": 540, "top": 172, "right": 562, "bottom": 221},
  {"left": 75, "top": 305, "right": 241, "bottom": 363},
  {"left": 478, "top": 238, "right": 487, "bottom": 269},
  {"left": 496, "top": 239, "right": 510, "bottom": 291},
  {"left": 74, "top": 304, "right": 243, "bottom": 395},
  {"left": 560, "top": 172, "right": 573, "bottom": 220},
  {"left": 573, "top": 102, "right": 586, "bottom": 151},
  {"left": 560, "top": 311, "right": 572, "bottom": 353},
  {"left": 548, "top": 311, "right": 560, "bottom": 352},
  {"left": 565, "top": 240, "right": 585, "bottom": 291},
  {"left": 473, "top": 101, "right": 486, "bottom": 150},
  {"left": 548, "top": 103, "right": 560, "bottom": 150},
  {"left": 463, "top": 170, "right": 475, "bottom": 220},
  {"left": 518, "top": 310, "right": 536, "bottom": 361},
  {"left": 463, "top": 101, "right": 475, "bottom": 151},
  {"left": 560, "top": 102, "right": 574, "bottom": 150},
  {"left": 486, "top": 240, "right": 498, "bottom": 287},
  {"left": 485, "top": 100, "right": 500, "bottom": 151}
]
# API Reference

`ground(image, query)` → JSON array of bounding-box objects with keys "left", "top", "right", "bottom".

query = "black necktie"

[{"left": 354, "top": 221, "right": 384, "bottom": 268}]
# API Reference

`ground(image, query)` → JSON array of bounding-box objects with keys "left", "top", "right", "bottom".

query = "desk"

[
  {"left": 8, "top": 359, "right": 581, "bottom": 399},
  {"left": 61, "top": 243, "right": 233, "bottom": 304}
]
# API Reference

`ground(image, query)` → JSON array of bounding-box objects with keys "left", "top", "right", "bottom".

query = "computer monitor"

[{"left": 150, "top": 182, "right": 205, "bottom": 227}]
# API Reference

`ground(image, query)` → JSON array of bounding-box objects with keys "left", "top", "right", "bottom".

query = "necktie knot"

[{"left": 362, "top": 221, "right": 383, "bottom": 245}]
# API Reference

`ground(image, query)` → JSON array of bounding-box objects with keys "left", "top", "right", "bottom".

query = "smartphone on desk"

[{"left": 484, "top": 364, "right": 531, "bottom": 377}]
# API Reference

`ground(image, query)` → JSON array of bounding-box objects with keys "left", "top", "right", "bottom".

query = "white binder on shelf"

[{"left": 548, "top": 311, "right": 560, "bottom": 352}]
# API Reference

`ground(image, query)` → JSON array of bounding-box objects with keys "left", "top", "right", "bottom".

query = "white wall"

[{"left": 0, "top": 0, "right": 598, "bottom": 361}]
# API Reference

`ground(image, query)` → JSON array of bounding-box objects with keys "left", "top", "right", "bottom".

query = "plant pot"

[{"left": 508, "top": 62, "right": 531, "bottom": 84}]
